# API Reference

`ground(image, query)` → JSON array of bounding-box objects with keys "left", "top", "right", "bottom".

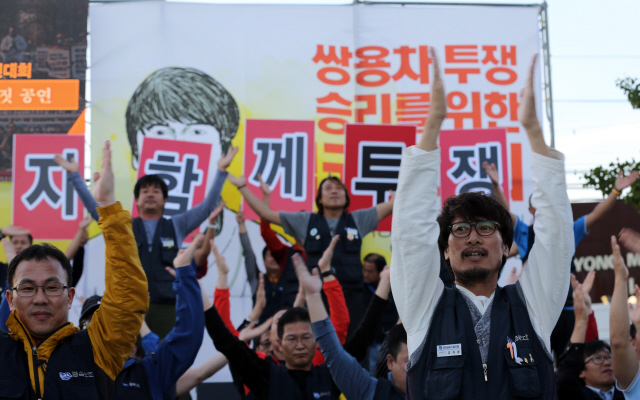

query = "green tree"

[
  {"left": 616, "top": 77, "right": 640, "bottom": 109},
  {"left": 583, "top": 159, "right": 640, "bottom": 212}
]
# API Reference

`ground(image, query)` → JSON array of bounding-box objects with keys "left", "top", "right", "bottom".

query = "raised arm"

[
  {"left": 390, "top": 48, "right": 446, "bottom": 357},
  {"left": 375, "top": 191, "right": 395, "bottom": 222},
  {"left": 237, "top": 210, "right": 259, "bottom": 296},
  {"left": 88, "top": 141, "right": 149, "bottom": 380},
  {"left": 318, "top": 236, "right": 350, "bottom": 343},
  {"left": 143, "top": 235, "right": 206, "bottom": 397},
  {"left": 568, "top": 271, "right": 595, "bottom": 345},
  {"left": 515, "top": 56, "right": 574, "bottom": 355},
  {"left": 228, "top": 174, "right": 281, "bottom": 225},
  {"left": 175, "top": 353, "right": 229, "bottom": 397},
  {"left": 483, "top": 161, "right": 517, "bottom": 226},
  {"left": 610, "top": 236, "right": 639, "bottom": 390},
  {"left": 294, "top": 254, "right": 379, "bottom": 400},
  {"left": 585, "top": 171, "right": 638, "bottom": 230},
  {"left": 172, "top": 147, "right": 238, "bottom": 245},
  {"left": 193, "top": 203, "right": 225, "bottom": 268},
  {"left": 65, "top": 217, "right": 92, "bottom": 260},
  {"left": 619, "top": 228, "right": 640, "bottom": 254},
  {"left": 55, "top": 154, "right": 100, "bottom": 222}
]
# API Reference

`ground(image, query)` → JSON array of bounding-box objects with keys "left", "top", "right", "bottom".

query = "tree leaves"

[{"left": 583, "top": 159, "right": 640, "bottom": 212}]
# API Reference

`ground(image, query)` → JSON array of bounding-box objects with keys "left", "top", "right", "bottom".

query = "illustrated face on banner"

[
  {"left": 12, "top": 134, "right": 84, "bottom": 240},
  {"left": 344, "top": 124, "right": 416, "bottom": 231},
  {"left": 243, "top": 119, "right": 315, "bottom": 220},
  {"left": 126, "top": 67, "right": 239, "bottom": 175},
  {"left": 439, "top": 128, "right": 509, "bottom": 203}
]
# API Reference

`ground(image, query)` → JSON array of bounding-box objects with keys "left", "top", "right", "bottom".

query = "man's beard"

[{"left": 454, "top": 266, "right": 493, "bottom": 286}]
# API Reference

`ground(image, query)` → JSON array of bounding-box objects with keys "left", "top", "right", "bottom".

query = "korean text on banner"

[
  {"left": 243, "top": 119, "right": 316, "bottom": 221},
  {"left": 344, "top": 124, "right": 416, "bottom": 231},
  {"left": 132, "top": 137, "right": 212, "bottom": 219},
  {"left": 12, "top": 134, "right": 85, "bottom": 240},
  {"left": 439, "top": 128, "right": 509, "bottom": 204}
]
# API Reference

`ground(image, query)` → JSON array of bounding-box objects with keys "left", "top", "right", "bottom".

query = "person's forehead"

[
  {"left": 14, "top": 258, "right": 65, "bottom": 283},
  {"left": 283, "top": 321, "right": 313, "bottom": 336},
  {"left": 363, "top": 262, "right": 377, "bottom": 270},
  {"left": 11, "top": 234, "right": 30, "bottom": 242}
]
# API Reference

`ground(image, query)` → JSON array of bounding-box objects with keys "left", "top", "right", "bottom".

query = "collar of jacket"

[{"left": 7, "top": 310, "right": 79, "bottom": 397}]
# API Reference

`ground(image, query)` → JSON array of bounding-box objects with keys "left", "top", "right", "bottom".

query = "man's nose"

[
  {"left": 466, "top": 229, "right": 483, "bottom": 244},
  {"left": 32, "top": 288, "right": 49, "bottom": 304}
]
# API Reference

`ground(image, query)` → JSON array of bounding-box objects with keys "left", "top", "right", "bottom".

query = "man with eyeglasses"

[
  {"left": 557, "top": 271, "right": 624, "bottom": 399},
  {"left": 391, "top": 51, "right": 574, "bottom": 399},
  {"left": 0, "top": 141, "right": 149, "bottom": 400}
]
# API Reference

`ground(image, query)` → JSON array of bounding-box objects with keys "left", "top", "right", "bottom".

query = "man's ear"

[
  {"left": 387, "top": 353, "right": 395, "bottom": 371},
  {"left": 6, "top": 289, "right": 14, "bottom": 311},
  {"left": 67, "top": 287, "right": 76, "bottom": 309},
  {"left": 444, "top": 248, "right": 450, "bottom": 261},
  {"left": 579, "top": 370, "right": 586, "bottom": 380}
]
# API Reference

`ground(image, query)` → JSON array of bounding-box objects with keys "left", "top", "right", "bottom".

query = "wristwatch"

[{"left": 321, "top": 268, "right": 336, "bottom": 278}]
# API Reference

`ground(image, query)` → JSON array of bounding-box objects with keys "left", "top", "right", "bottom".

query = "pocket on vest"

[
  {"left": 305, "top": 238, "right": 324, "bottom": 256},
  {"left": 424, "top": 354, "right": 465, "bottom": 399},
  {"left": 160, "top": 246, "right": 178, "bottom": 266},
  {"left": 503, "top": 347, "right": 541, "bottom": 398}
]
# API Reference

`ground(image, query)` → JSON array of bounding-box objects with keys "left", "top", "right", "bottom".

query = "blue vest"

[
  {"left": 372, "top": 377, "right": 405, "bottom": 400},
  {"left": 406, "top": 285, "right": 556, "bottom": 400},
  {"left": 304, "top": 213, "right": 363, "bottom": 291},
  {"left": 133, "top": 217, "right": 179, "bottom": 304},
  {"left": 0, "top": 327, "right": 111, "bottom": 400},
  {"left": 115, "top": 359, "right": 153, "bottom": 400},
  {"left": 267, "top": 363, "right": 338, "bottom": 400}
]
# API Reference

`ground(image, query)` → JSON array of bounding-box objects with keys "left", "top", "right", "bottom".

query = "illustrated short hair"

[
  {"left": 437, "top": 191, "right": 513, "bottom": 280},
  {"left": 277, "top": 307, "right": 311, "bottom": 340},
  {"left": 134, "top": 174, "right": 169, "bottom": 199},
  {"left": 315, "top": 177, "right": 350, "bottom": 215},
  {"left": 8, "top": 243, "right": 73, "bottom": 287},
  {"left": 386, "top": 324, "right": 407, "bottom": 361},
  {"left": 126, "top": 67, "right": 239, "bottom": 160},
  {"left": 364, "top": 253, "right": 387, "bottom": 273}
]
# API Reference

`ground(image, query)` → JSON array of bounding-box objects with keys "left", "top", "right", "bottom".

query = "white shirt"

[
  {"left": 390, "top": 146, "right": 574, "bottom": 359},
  {"left": 586, "top": 386, "right": 615, "bottom": 400},
  {"left": 617, "top": 361, "right": 640, "bottom": 399}
]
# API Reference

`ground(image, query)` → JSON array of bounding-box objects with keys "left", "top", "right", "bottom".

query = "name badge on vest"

[
  {"left": 437, "top": 344, "right": 462, "bottom": 357},
  {"left": 161, "top": 238, "right": 175, "bottom": 249},
  {"left": 345, "top": 227, "right": 359, "bottom": 241}
]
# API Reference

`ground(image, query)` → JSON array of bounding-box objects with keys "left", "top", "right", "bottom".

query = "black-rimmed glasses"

[{"left": 449, "top": 220, "right": 500, "bottom": 238}]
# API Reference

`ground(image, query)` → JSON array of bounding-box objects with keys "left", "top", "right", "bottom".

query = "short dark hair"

[
  {"left": 631, "top": 323, "right": 637, "bottom": 340},
  {"left": 315, "top": 177, "right": 350, "bottom": 215},
  {"left": 277, "top": 307, "right": 310, "bottom": 339},
  {"left": 9, "top": 233, "right": 33, "bottom": 245},
  {"left": 134, "top": 175, "right": 168, "bottom": 199},
  {"left": 583, "top": 340, "right": 611, "bottom": 368},
  {"left": 386, "top": 324, "right": 407, "bottom": 361},
  {"left": 436, "top": 192, "right": 513, "bottom": 280},
  {"left": 364, "top": 253, "right": 387, "bottom": 273},
  {"left": 8, "top": 243, "right": 73, "bottom": 287},
  {"left": 262, "top": 247, "right": 269, "bottom": 262},
  {"left": 126, "top": 67, "right": 239, "bottom": 161}
]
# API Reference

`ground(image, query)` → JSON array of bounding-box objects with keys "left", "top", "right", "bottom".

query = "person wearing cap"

[
  {"left": 0, "top": 141, "right": 148, "bottom": 399},
  {"left": 79, "top": 236, "right": 205, "bottom": 400}
]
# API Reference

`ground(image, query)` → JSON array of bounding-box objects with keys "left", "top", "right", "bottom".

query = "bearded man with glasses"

[
  {"left": 0, "top": 141, "right": 149, "bottom": 400},
  {"left": 391, "top": 50, "right": 574, "bottom": 400}
]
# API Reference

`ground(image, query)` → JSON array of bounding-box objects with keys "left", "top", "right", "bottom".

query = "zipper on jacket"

[
  {"left": 483, "top": 363, "right": 487, "bottom": 381},
  {"left": 14, "top": 315, "right": 70, "bottom": 399}
]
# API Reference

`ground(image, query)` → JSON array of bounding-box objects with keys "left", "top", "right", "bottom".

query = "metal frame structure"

[{"left": 353, "top": 0, "right": 555, "bottom": 148}]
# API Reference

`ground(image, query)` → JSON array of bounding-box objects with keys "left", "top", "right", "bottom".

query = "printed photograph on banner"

[
  {"left": 344, "top": 124, "right": 416, "bottom": 232},
  {"left": 12, "top": 134, "right": 84, "bottom": 240},
  {"left": 439, "top": 128, "right": 509, "bottom": 203},
  {"left": 243, "top": 119, "right": 315, "bottom": 221}
]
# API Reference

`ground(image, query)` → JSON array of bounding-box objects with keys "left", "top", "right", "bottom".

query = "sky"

[{"left": 166, "top": 0, "right": 640, "bottom": 201}]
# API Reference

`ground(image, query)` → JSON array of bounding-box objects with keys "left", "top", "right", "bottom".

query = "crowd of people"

[{"left": 1, "top": 49, "right": 640, "bottom": 400}]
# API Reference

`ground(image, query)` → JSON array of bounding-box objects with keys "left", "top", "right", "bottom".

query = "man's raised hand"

[
  {"left": 420, "top": 47, "right": 445, "bottom": 152},
  {"left": 258, "top": 174, "right": 271, "bottom": 198},
  {"left": 172, "top": 233, "right": 204, "bottom": 269},
  {"left": 571, "top": 271, "right": 595, "bottom": 322},
  {"left": 93, "top": 141, "right": 116, "bottom": 207},
  {"left": 53, "top": 154, "right": 79, "bottom": 174},
  {"left": 1, "top": 225, "right": 30, "bottom": 237},
  {"left": 239, "top": 318, "right": 273, "bottom": 343},
  {"left": 1, "top": 238, "right": 16, "bottom": 264},
  {"left": 227, "top": 173, "right": 246, "bottom": 189},
  {"left": 208, "top": 201, "right": 226, "bottom": 225},
  {"left": 293, "top": 253, "right": 322, "bottom": 296},
  {"left": 217, "top": 146, "right": 239, "bottom": 171},
  {"left": 318, "top": 235, "right": 339, "bottom": 273},
  {"left": 612, "top": 235, "right": 629, "bottom": 281},
  {"left": 619, "top": 228, "right": 640, "bottom": 254},
  {"left": 517, "top": 55, "right": 550, "bottom": 157},
  {"left": 615, "top": 170, "right": 639, "bottom": 192},
  {"left": 211, "top": 240, "right": 230, "bottom": 275},
  {"left": 482, "top": 162, "right": 500, "bottom": 186}
]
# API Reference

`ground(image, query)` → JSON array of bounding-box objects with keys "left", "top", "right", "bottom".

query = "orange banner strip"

[
  {"left": 510, "top": 143, "right": 523, "bottom": 201},
  {"left": 0, "top": 79, "right": 79, "bottom": 110}
]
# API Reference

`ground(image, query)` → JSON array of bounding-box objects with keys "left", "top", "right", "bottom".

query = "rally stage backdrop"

[{"left": 87, "top": 1, "right": 542, "bottom": 393}]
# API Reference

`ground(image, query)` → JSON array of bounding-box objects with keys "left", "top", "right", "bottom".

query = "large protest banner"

[
  {"left": 89, "top": 2, "right": 541, "bottom": 390},
  {"left": 12, "top": 134, "right": 84, "bottom": 240}
]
